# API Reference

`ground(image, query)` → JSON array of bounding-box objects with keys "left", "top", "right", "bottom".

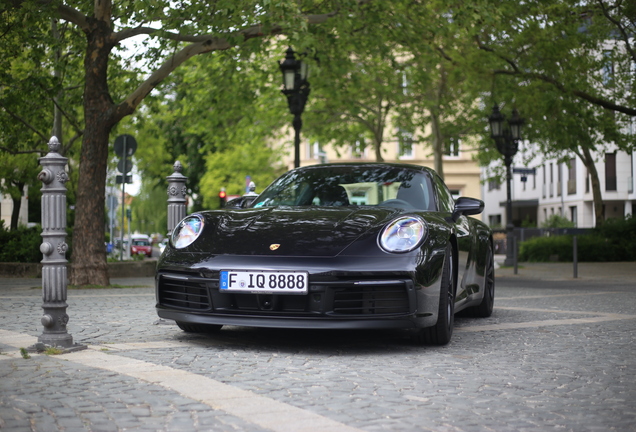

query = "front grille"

[
  {"left": 158, "top": 272, "right": 413, "bottom": 317},
  {"left": 333, "top": 285, "right": 410, "bottom": 315},
  {"left": 158, "top": 275, "right": 211, "bottom": 311}
]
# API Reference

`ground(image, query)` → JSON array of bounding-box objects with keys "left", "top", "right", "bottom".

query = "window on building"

[
  {"left": 401, "top": 70, "right": 409, "bottom": 96},
  {"left": 308, "top": 142, "right": 327, "bottom": 163},
  {"left": 397, "top": 129, "right": 414, "bottom": 159},
  {"left": 568, "top": 158, "right": 576, "bottom": 195},
  {"left": 488, "top": 179, "right": 500, "bottom": 191},
  {"left": 351, "top": 140, "right": 366, "bottom": 159},
  {"left": 489, "top": 214, "right": 502, "bottom": 228},
  {"left": 549, "top": 163, "right": 554, "bottom": 197},
  {"left": 602, "top": 50, "right": 614, "bottom": 85},
  {"left": 605, "top": 152, "right": 617, "bottom": 191},
  {"left": 542, "top": 164, "right": 547, "bottom": 198},
  {"left": 557, "top": 164, "right": 562, "bottom": 197},
  {"left": 570, "top": 206, "right": 578, "bottom": 227},
  {"left": 630, "top": 151, "right": 634, "bottom": 194},
  {"left": 445, "top": 137, "right": 460, "bottom": 157}
]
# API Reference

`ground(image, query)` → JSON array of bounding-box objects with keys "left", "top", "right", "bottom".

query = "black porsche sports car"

[{"left": 156, "top": 163, "right": 494, "bottom": 345}]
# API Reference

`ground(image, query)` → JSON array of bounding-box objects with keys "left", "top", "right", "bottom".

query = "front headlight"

[
  {"left": 171, "top": 214, "right": 204, "bottom": 249},
  {"left": 379, "top": 215, "right": 427, "bottom": 253}
]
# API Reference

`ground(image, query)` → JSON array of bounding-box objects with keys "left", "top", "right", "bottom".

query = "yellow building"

[{"left": 284, "top": 134, "right": 483, "bottom": 215}]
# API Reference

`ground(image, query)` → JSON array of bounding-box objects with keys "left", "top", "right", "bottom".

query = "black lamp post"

[
  {"left": 279, "top": 47, "right": 310, "bottom": 168},
  {"left": 488, "top": 104, "right": 524, "bottom": 266}
]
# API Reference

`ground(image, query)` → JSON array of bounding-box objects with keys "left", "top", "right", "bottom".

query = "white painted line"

[
  {"left": 497, "top": 292, "right": 621, "bottom": 300},
  {"left": 457, "top": 313, "right": 636, "bottom": 333},
  {"left": 0, "top": 329, "right": 363, "bottom": 432}
]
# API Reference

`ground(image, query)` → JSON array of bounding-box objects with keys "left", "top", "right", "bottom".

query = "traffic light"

[
  {"left": 219, "top": 188, "right": 227, "bottom": 208},
  {"left": 126, "top": 207, "right": 132, "bottom": 220}
]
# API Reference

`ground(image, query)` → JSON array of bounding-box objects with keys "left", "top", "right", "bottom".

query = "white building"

[
  {"left": 0, "top": 187, "right": 29, "bottom": 229},
  {"left": 481, "top": 147, "right": 635, "bottom": 228}
]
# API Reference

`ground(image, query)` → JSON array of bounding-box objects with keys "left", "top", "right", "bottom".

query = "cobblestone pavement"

[{"left": 0, "top": 261, "right": 635, "bottom": 431}]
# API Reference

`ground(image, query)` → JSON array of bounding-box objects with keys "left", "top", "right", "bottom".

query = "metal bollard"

[
  {"left": 167, "top": 161, "right": 188, "bottom": 233},
  {"left": 31, "top": 137, "right": 85, "bottom": 352}
]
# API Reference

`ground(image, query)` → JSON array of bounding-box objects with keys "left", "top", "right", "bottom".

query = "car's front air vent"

[
  {"left": 332, "top": 285, "right": 409, "bottom": 315},
  {"left": 158, "top": 275, "right": 211, "bottom": 311}
]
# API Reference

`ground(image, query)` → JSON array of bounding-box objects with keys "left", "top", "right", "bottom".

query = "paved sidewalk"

[
  {"left": 1, "top": 262, "right": 634, "bottom": 431},
  {"left": 494, "top": 256, "right": 635, "bottom": 282}
]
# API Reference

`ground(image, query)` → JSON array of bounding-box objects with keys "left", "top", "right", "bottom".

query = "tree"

[
  {"left": 304, "top": 38, "right": 409, "bottom": 161},
  {"left": 6, "top": 0, "right": 370, "bottom": 285},
  {"left": 1, "top": 9, "right": 86, "bottom": 230},
  {"left": 472, "top": 0, "right": 635, "bottom": 119}
]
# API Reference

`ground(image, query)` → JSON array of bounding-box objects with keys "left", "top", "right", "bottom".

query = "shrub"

[
  {"left": 0, "top": 225, "right": 42, "bottom": 263},
  {"left": 0, "top": 224, "right": 74, "bottom": 263},
  {"left": 541, "top": 214, "right": 575, "bottom": 228},
  {"left": 519, "top": 216, "right": 636, "bottom": 262}
]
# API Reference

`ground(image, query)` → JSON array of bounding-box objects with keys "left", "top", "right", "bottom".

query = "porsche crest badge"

[{"left": 269, "top": 244, "right": 281, "bottom": 251}]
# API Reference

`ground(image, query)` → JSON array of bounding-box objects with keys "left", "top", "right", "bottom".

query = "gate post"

[
  {"left": 167, "top": 161, "right": 188, "bottom": 233},
  {"left": 32, "top": 137, "right": 85, "bottom": 352}
]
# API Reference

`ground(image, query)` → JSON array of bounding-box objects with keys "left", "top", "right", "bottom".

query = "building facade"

[
  {"left": 481, "top": 147, "right": 635, "bottom": 229},
  {"left": 0, "top": 187, "right": 29, "bottom": 229},
  {"left": 288, "top": 133, "right": 483, "bottom": 215}
]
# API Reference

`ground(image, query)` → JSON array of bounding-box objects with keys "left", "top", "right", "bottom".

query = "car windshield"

[
  {"left": 132, "top": 240, "right": 150, "bottom": 246},
  {"left": 251, "top": 165, "right": 436, "bottom": 211}
]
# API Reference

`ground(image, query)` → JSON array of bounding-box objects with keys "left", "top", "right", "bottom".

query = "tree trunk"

[
  {"left": 430, "top": 111, "right": 444, "bottom": 180},
  {"left": 69, "top": 18, "right": 117, "bottom": 286},
  {"left": 579, "top": 146, "right": 604, "bottom": 227},
  {"left": 10, "top": 184, "right": 24, "bottom": 231}
]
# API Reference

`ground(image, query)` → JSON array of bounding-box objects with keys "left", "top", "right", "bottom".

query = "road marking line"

[
  {"left": 495, "top": 306, "right": 625, "bottom": 315},
  {"left": 457, "top": 313, "right": 636, "bottom": 333},
  {"left": 497, "top": 292, "right": 622, "bottom": 300},
  {"left": 0, "top": 329, "right": 363, "bottom": 432}
]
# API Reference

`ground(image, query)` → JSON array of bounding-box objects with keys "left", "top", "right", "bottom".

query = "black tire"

[
  {"left": 413, "top": 245, "right": 455, "bottom": 345},
  {"left": 462, "top": 244, "right": 495, "bottom": 318},
  {"left": 176, "top": 322, "right": 223, "bottom": 333}
]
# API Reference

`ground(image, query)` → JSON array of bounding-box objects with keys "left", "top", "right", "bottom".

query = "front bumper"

[{"left": 156, "top": 268, "right": 441, "bottom": 330}]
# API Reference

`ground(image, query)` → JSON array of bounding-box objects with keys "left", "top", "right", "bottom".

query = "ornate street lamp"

[
  {"left": 488, "top": 104, "right": 524, "bottom": 266},
  {"left": 279, "top": 47, "right": 310, "bottom": 168}
]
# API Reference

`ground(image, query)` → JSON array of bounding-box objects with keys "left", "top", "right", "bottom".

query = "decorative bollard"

[
  {"left": 167, "top": 161, "right": 188, "bottom": 233},
  {"left": 31, "top": 137, "right": 85, "bottom": 352}
]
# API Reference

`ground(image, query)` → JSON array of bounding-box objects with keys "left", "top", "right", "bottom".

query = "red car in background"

[{"left": 130, "top": 235, "right": 152, "bottom": 257}]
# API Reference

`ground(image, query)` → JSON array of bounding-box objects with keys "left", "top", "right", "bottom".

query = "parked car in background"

[{"left": 130, "top": 234, "right": 152, "bottom": 257}]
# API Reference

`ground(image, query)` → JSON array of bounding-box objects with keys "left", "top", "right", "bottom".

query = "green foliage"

[
  {"left": 541, "top": 214, "right": 576, "bottom": 229},
  {"left": 0, "top": 222, "right": 74, "bottom": 263},
  {"left": 0, "top": 224, "right": 41, "bottom": 263},
  {"left": 594, "top": 215, "right": 636, "bottom": 260},
  {"left": 519, "top": 216, "right": 636, "bottom": 262}
]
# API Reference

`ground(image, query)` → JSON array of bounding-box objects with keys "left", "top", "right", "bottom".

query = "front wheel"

[
  {"left": 412, "top": 245, "right": 455, "bottom": 345},
  {"left": 176, "top": 322, "right": 223, "bottom": 333}
]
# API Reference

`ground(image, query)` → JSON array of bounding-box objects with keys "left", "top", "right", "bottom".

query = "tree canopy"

[{"left": 1, "top": 0, "right": 634, "bottom": 282}]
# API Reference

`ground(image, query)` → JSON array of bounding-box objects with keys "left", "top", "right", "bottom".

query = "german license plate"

[{"left": 220, "top": 270, "right": 308, "bottom": 294}]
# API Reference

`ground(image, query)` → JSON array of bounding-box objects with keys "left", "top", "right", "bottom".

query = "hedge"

[
  {"left": 0, "top": 224, "right": 73, "bottom": 263},
  {"left": 519, "top": 216, "right": 636, "bottom": 262}
]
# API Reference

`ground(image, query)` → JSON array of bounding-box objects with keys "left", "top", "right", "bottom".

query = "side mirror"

[
  {"left": 451, "top": 197, "right": 484, "bottom": 222},
  {"left": 226, "top": 197, "right": 246, "bottom": 208},
  {"left": 226, "top": 195, "right": 258, "bottom": 209}
]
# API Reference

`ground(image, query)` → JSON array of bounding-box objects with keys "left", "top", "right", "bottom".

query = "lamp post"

[
  {"left": 279, "top": 47, "right": 310, "bottom": 168},
  {"left": 488, "top": 104, "right": 524, "bottom": 267}
]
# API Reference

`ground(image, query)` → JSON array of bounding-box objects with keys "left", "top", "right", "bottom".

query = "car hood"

[{"left": 192, "top": 206, "right": 404, "bottom": 257}]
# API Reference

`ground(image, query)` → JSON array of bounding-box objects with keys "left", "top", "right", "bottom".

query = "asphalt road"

[{"left": 0, "top": 262, "right": 634, "bottom": 431}]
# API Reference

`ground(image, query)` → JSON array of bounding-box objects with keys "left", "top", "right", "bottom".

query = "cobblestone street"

[{"left": 1, "top": 263, "right": 635, "bottom": 431}]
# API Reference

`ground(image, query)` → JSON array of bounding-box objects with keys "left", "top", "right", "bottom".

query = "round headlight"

[
  {"left": 171, "top": 215, "right": 204, "bottom": 249},
  {"left": 379, "top": 216, "right": 427, "bottom": 253}
]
